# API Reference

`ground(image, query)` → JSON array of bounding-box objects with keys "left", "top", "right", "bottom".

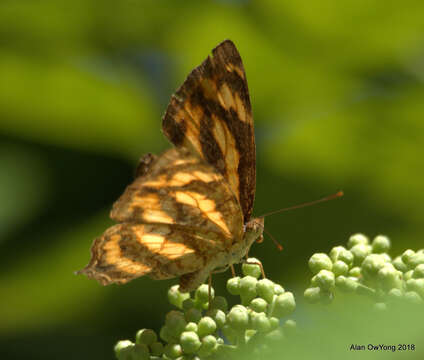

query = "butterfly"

[{"left": 78, "top": 40, "right": 264, "bottom": 292}]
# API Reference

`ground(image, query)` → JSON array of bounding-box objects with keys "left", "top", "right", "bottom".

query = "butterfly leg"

[
  {"left": 208, "top": 274, "right": 212, "bottom": 309},
  {"left": 243, "top": 259, "right": 266, "bottom": 279},
  {"left": 230, "top": 264, "right": 236, "bottom": 277},
  {"left": 211, "top": 264, "right": 236, "bottom": 277}
]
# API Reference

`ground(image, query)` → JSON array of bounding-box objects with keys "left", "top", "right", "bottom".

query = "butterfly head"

[
  {"left": 245, "top": 217, "right": 264, "bottom": 243},
  {"left": 229, "top": 217, "right": 264, "bottom": 263}
]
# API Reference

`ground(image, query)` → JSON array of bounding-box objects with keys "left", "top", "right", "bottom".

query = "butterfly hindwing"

[
  {"left": 162, "top": 40, "right": 256, "bottom": 223},
  {"left": 79, "top": 223, "right": 214, "bottom": 285}
]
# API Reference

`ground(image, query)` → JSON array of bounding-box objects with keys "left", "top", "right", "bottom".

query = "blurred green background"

[{"left": 1, "top": 1, "right": 423, "bottom": 359}]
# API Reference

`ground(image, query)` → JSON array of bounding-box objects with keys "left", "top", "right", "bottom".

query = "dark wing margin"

[{"left": 162, "top": 39, "right": 256, "bottom": 223}]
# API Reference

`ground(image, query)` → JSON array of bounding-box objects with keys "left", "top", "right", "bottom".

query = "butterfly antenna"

[
  {"left": 252, "top": 219, "right": 283, "bottom": 251},
  {"left": 258, "top": 191, "right": 344, "bottom": 218},
  {"left": 263, "top": 226, "right": 283, "bottom": 251}
]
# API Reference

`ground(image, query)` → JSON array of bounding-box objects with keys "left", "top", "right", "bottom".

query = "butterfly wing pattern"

[
  {"left": 78, "top": 40, "right": 264, "bottom": 292},
  {"left": 162, "top": 40, "right": 255, "bottom": 223}
]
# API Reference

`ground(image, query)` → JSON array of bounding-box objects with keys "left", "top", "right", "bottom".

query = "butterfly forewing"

[
  {"left": 162, "top": 40, "right": 255, "bottom": 223},
  {"left": 110, "top": 147, "right": 243, "bottom": 243}
]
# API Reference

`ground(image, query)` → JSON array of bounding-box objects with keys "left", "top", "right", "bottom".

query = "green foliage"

[{"left": 2, "top": 2, "right": 424, "bottom": 359}]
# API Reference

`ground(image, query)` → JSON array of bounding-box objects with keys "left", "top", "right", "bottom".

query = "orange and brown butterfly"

[{"left": 77, "top": 40, "right": 264, "bottom": 292}]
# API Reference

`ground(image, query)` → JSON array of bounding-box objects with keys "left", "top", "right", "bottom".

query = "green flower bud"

[
  {"left": 221, "top": 324, "right": 238, "bottom": 344},
  {"left": 168, "top": 285, "right": 190, "bottom": 309},
  {"left": 387, "top": 288, "right": 403, "bottom": 302},
  {"left": 227, "top": 305, "right": 249, "bottom": 330},
  {"left": 334, "top": 275, "right": 347, "bottom": 291},
  {"left": 373, "top": 303, "right": 387, "bottom": 311},
  {"left": 361, "top": 254, "right": 387, "bottom": 280},
  {"left": 242, "top": 258, "right": 262, "bottom": 278},
  {"left": 205, "top": 309, "right": 226, "bottom": 329},
  {"left": 150, "top": 342, "right": 164, "bottom": 356},
  {"left": 308, "top": 253, "right": 332, "bottom": 274},
  {"left": 377, "top": 264, "right": 403, "bottom": 291},
  {"left": 114, "top": 340, "right": 134, "bottom": 360},
  {"left": 355, "top": 284, "right": 376, "bottom": 298},
  {"left": 335, "top": 276, "right": 358, "bottom": 292},
  {"left": 178, "top": 356, "right": 197, "bottom": 360},
  {"left": 304, "top": 287, "right": 321, "bottom": 303},
  {"left": 164, "top": 343, "right": 183, "bottom": 359},
  {"left": 269, "top": 317, "right": 280, "bottom": 330},
  {"left": 165, "top": 311, "right": 187, "bottom": 336},
  {"left": 159, "top": 326, "right": 176, "bottom": 343},
  {"left": 371, "top": 235, "right": 391, "bottom": 253},
  {"left": 393, "top": 256, "right": 408, "bottom": 273},
  {"left": 320, "top": 290, "right": 334, "bottom": 304},
  {"left": 197, "top": 317, "right": 217, "bottom": 338},
  {"left": 251, "top": 312, "right": 271, "bottom": 333},
  {"left": 333, "top": 260, "right": 349, "bottom": 277},
  {"left": 315, "top": 270, "right": 335, "bottom": 291},
  {"left": 348, "top": 266, "right": 361, "bottom": 278},
  {"left": 195, "top": 284, "right": 214, "bottom": 304},
  {"left": 406, "top": 278, "right": 424, "bottom": 298},
  {"left": 404, "top": 291, "right": 423, "bottom": 304},
  {"left": 401, "top": 250, "right": 415, "bottom": 265},
  {"left": 198, "top": 335, "right": 217, "bottom": 357},
  {"left": 403, "top": 270, "right": 413, "bottom": 282},
  {"left": 226, "top": 277, "right": 241, "bottom": 295},
  {"left": 283, "top": 319, "right": 297, "bottom": 337},
  {"left": 271, "top": 292, "right": 296, "bottom": 318},
  {"left": 134, "top": 344, "right": 150, "bottom": 360},
  {"left": 329, "top": 246, "right": 354, "bottom": 266},
  {"left": 381, "top": 253, "right": 392, "bottom": 262},
  {"left": 408, "top": 253, "right": 424, "bottom": 269},
  {"left": 210, "top": 296, "right": 228, "bottom": 312},
  {"left": 413, "top": 264, "right": 424, "bottom": 279},
  {"left": 256, "top": 279, "right": 275, "bottom": 303},
  {"left": 184, "top": 322, "right": 198, "bottom": 332},
  {"left": 249, "top": 298, "right": 268, "bottom": 313},
  {"left": 347, "top": 233, "right": 369, "bottom": 248},
  {"left": 201, "top": 334, "right": 217, "bottom": 349},
  {"left": 274, "top": 284, "right": 285, "bottom": 295},
  {"left": 182, "top": 298, "right": 195, "bottom": 311},
  {"left": 245, "top": 329, "right": 256, "bottom": 342},
  {"left": 351, "top": 244, "right": 372, "bottom": 266},
  {"left": 193, "top": 298, "right": 208, "bottom": 311},
  {"left": 185, "top": 308, "right": 202, "bottom": 323},
  {"left": 135, "top": 329, "right": 157, "bottom": 346},
  {"left": 264, "top": 328, "right": 284, "bottom": 342},
  {"left": 180, "top": 331, "right": 201, "bottom": 354},
  {"left": 240, "top": 276, "right": 258, "bottom": 304}
]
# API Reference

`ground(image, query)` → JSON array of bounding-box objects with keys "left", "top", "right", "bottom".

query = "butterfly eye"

[{"left": 256, "top": 235, "right": 264, "bottom": 244}]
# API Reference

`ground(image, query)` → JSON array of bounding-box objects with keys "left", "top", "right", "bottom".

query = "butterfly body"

[{"left": 79, "top": 40, "right": 263, "bottom": 292}]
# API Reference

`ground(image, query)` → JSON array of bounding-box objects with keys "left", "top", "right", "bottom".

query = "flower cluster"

[
  {"left": 114, "top": 258, "right": 296, "bottom": 360},
  {"left": 304, "top": 233, "right": 424, "bottom": 307}
]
